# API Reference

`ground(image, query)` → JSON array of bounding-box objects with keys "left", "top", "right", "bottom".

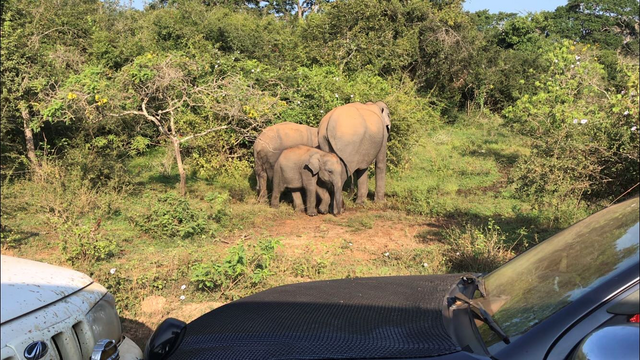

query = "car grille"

[
  {"left": 2, "top": 319, "right": 95, "bottom": 360},
  {"left": 50, "top": 320, "right": 91, "bottom": 359}
]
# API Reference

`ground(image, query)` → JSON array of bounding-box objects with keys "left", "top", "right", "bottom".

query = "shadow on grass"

[
  {"left": 426, "top": 208, "right": 564, "bottom": 250},
  {"left": 467, "top": 146, "right": 522, "bottom": 167},
  {"left": 0, "top": 227, "right": 40, "bottom": 247},
  {"left": 141, "top": 173, "right": 181, "bottom": 188}
]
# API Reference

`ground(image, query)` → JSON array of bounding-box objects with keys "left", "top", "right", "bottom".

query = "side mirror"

[
  {"left": 570, "top": 324, "right": 639, "bottom": 360},
  {"left": 144, "top": 318, "right": 187, "bottom": 360}
]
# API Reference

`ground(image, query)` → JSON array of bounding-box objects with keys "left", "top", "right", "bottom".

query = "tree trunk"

[
  {"left": 21, "top": 107, "right": 39, "bottom": 170},
  {"left": 171, "top": 137, "right": 187, "bottom": 196}
]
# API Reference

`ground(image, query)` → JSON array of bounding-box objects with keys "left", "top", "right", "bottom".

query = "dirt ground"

[
  {"left": 270, "top": 210, "right": 436, "bottom": 260},
  {"left": 122, "top": 208, "right": 442, "bottom": 349}
]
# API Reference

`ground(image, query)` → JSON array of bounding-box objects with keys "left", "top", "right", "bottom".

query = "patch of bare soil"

[{"left": 267, "top": 209, "right": 436, "bottom": 261}]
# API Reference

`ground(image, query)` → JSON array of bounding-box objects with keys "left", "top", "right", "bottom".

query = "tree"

[
  {"left": 1, "top": 0, "right": 124, "bottom": 175},
  {"left": 504, "top": 40, "right": 639, "bottom": 208},
  {"left": 57, "top": 52, "right": 284, "bottom": 195},
  {"left": 548, "top": 0, "right": 640, "bottom": 54}
]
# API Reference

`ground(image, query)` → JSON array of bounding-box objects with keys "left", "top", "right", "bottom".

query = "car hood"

[
  {"left": 168, "top": 274, "right": 462, "bottom": 360},
  {"left": 0, "top": 255, "right": 94, "bottom": 324}
]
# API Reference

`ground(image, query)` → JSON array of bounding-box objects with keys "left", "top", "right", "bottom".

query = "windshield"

[{"left": 478, "top": 198, "right": 639, "bottom": 347}]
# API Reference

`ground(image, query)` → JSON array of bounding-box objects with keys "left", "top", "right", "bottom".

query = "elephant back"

[
  {"left": 318, "top": 104, "right": 385, "bottom": 176},
  {"left": 255, "top": 122, "right": 319, "bottom": 169}
]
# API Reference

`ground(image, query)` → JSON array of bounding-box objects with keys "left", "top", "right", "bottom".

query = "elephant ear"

[
  {"left": 305, "top": 154, "right": 321, "bottom": 176},
  {"left": 375, "top": 101, "right": 391, "bottom": 131}
]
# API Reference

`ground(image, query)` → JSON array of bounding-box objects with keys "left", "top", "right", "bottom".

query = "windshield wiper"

[{"left": 448, "top": 275, "right": 511, "bottom": 345}]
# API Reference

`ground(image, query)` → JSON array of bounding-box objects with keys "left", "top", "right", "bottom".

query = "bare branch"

[
  {"left": 179, "top": 125, "right": 230, "bottom": 143},
  {"left": 157, "top": 95, "right": 187, "bottom": 115},
  {"left": 110, "top": 100, "right": 171, "bottom": 137}
]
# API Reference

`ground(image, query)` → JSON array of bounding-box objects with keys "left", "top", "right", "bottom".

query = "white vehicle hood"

[{"left": 0, "top": 255, "right": 94, "bottom": 324}]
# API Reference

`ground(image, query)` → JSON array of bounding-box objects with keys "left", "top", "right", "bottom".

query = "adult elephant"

[
  {"left": 318, "top": 101, "right": 390, "bottom": 204},
  {"left": 253, "top": 122, "right": 319, "bottom": 202}
]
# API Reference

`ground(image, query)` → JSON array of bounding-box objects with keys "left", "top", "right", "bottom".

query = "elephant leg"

[
  {"left": 355, "top": 168, "right": 368, "bottom": 205},
  {"left": 317, "top": 185, "right": 330, "bottom": 214},
  {"left": 304, "top": 180, "right": 318, "bottom": 217},
  {"left": 375, "top": 141, "right": 387, "bottom": 202},
  {"left": 292, "top": 191, "right": 305, "bottom": 213},
  {"left": 270, "top": 169, "right": 283, "bottom": 208},
  {"left": 257, "top": 170, "right": 268, "bottom": 202}
]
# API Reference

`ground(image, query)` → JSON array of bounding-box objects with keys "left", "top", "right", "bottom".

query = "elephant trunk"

[{"left": 332, "top": 179, "right": 343, "bottom": 215}]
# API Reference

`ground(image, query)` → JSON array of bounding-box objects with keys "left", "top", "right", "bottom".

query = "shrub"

[
  {"left": 207, "top": 160, "right": 254, "bottom": 202},
  {"left": 98, "top": 271, "right": 137, "bottom": 314},
  {"left": 190, "top": 238, "right": 281, "bottom": 298},
  {"left": 60, "top": 223, "right": 119, "bottom": 265},
  {"left": 0, "top": 227, "right": 24, "bottom": 250},
  {"left": 504, "top": 40, "right": 639, "bottom": 212},
  {"left": 136, "top": 192, "right": 206, "bottom": 239},
  {"left": 443, "top": 220, "right": 515, "bottom": 273},
  {"left": 204, "top": 190, "right": 231, "bottom": 223}
]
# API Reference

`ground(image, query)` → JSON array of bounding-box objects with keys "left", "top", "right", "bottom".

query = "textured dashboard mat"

[{"left": 168, "top": 275, "right": 462, "bottom": 360}]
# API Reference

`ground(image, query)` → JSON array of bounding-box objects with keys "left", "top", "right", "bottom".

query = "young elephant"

[{"left": 271, "top": 146, "right": 345, "bottom": 216}]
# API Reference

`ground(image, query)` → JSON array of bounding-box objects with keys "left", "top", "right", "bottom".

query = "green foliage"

[
  {"left": 98, "top": 271, "right": 137, "bottom": 314},
  {"left": 64, "top": 142, "right": 131, "bottom": 189},
  {"left": 443, "top": 220, "right": 515, "bottom": 273},
  {"left": 548, "top": 0, "right": 640, "bottom": 55},
  {"left": 190, "top": 239, "right": 281, "bottom": 296},
  {"left": 2, "top": 1, "right": 640, "bottom": 329},
  {"left": 504, "top": 40, "right": 639, "bottom": 214},
  {"left": 60, "top": 223, "right": 119, "bottom": 264},
  {"left": 0, "top": 227, "right": 24, "bottom": 249},
  {"left": 136, "top": 192, "right": 206, "bottom": 239},
  {"left": 291, "top": 257, "right": 329, "bottom": 278},
  {"left": 388, "top": 116, "right": 529, "bottom": 218},
  {"left": 204, "top": 191, "right": 231, "bottom": 222},
  {"left": 129, "top": 136, "right": 152, "bottom": 156},
  {"left": 497, "top": 14, "right": 548, "bottom": 50},
  {"left": 198, "top": 159, "right": 254, "bottom": 201}
]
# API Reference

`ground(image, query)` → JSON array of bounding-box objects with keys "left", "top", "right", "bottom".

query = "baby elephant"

[{"left": 271, "top": 146, "right": 345, "bottom": 216}]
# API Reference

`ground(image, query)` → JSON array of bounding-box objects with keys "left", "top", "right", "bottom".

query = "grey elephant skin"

[
  {"left": 318, "top": 101, "right": 390, "bottom": 204},
  {"left": 271, "top": 146, "right": 345, "bottom": 216},
  {"left": 254, "top": 122, "right": 319, "bottom": 202}
]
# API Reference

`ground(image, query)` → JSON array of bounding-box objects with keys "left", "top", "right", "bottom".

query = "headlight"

[{"left": 86, "top": 292, "right": 122, "bottom": 343}]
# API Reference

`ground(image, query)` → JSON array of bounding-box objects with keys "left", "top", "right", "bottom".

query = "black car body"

[{"left": 146, "top": 197, "right": 640, "bottom": 360}]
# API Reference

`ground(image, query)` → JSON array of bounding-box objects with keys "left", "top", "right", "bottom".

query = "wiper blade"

[
  {"left": 448, "top": 275, "right": 510, "bottom": 345},
  {"left": 449, "top": 292, "right": 511, "bottom": 345}
]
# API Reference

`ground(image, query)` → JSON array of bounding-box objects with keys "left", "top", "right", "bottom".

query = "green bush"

[
  {"left": 136, "top": 192, "right": 206, "bottom": 239},
  {"left": 0, "top": 227, "right": 24, "bottom": 250},
  {"left": 60, "top": 223, "right": 119, "bottom": 264},
  {"left": 204, "top": 190, "right": 231, "bottom": 223},
  {"left": 504, "top": 40, "right": 639, "bottom": 212},
  {"left": 98, "top": 271, "right": 137, "bottom": 314},
  {"left": 443, "top": 220, "right": 515, "bottom": 273},
  {"left": 208, "top": 160, "right": 255, "bottom": 202},
  {"left": 291, "top": 256, "right": 329, "bottom": 278},
  {"left": 190, "top": 238, "right": 281, "bottom": 297}
]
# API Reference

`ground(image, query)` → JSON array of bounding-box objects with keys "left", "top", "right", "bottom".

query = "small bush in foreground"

[
  {"left": 190, "top": 239, "right": 281, "bottom": 299},
  {"left": 136, "top": 192, "right": 206, "bottom": 239},
  {"left": 443, "top": 220, "right": 515, "bottom": 273},
  {"left": 60, "top": 223, "right": 119, "bottom": 265}
]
